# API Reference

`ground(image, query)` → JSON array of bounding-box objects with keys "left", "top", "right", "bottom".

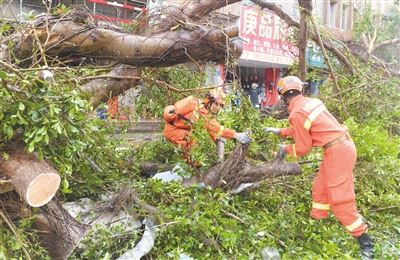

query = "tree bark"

[
  {"left": 0, "top": 151, "right": 60, "bottom": 207},
  {"left": 80, "top": 64, "right": 139, "bottom": 107},
  {"left": 9, "top": 9, "right": 241, "bottom": 68},
  {"left": 33, "top": 200, "right": 88, "bottom": 260},
  {"left": 184, "top": 144, "right": 302, "bottom": 191},
  {"left": 138, "top": 162, "right": 174, "bottom": 177},
  {"left": 297, "top": 0, "right": 312, "bottom": 81},
  {"left": 151, "top": 0, "right": 242, "bottom": 33},
  {"left": 372, "top": 38, "right": 400, "bottom": 53}
]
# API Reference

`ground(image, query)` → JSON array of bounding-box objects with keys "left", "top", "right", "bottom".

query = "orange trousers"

[
  {"left": 163, "top": 126, "right": 198, "bottom": 165},
  {"left": 310, "top": 139, "right": 367, "bottom": 237}
]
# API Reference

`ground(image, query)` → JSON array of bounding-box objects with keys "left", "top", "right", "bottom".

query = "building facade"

[
  {"left": 0, "top": 0, "right": 147, "bottom": 23},
  {"left": 3, "top": 0, "right": 390, "bottom": 111}
]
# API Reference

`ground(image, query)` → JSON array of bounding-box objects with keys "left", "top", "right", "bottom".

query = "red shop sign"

[{"left": 239, "top": 5, "right": 298, "bottom": 65}]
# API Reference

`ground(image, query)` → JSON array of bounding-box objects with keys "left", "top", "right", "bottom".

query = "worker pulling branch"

[{"left": 264, "top": 76, "right": 373, "bottom": 259}]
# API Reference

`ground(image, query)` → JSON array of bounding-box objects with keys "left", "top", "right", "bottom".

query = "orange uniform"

[
  {"left": 163, "top": 96, "right": 236, "bottom": 151},
  {"left": 280, "top": 95, "right": 367, "bottom": 237}
]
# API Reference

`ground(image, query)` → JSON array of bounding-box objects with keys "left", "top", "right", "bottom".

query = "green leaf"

[
  {"left": 33, "top": 134, "right": 43, "bottom": 143},
  {"left": 29, "top": 110, "right": 39, "bottom": 122},
  {"left": 37, "top": 126, "right": 47, "bottom": 135},
  {"left": 37, "top": 149, "right": 44, "bottom": 160},
  {"left": 18, "top": 102, "right": 25, "bottom": 111},
  {"left": 16, "top": 111, "right": 28, "bottom": 125},
  {"left": 27, "top": 141, "right": 35, "bottom": 153},
  {"left": 0, "top": 70, "right": 7, "bottom": 79},
  {"left": 2, "top": 152, "right": 9, "bottom": 160},
  {"left": 62, "top": 177, "right": 72, "bottom": 194},
  {"left": 4, "top": 124, "right": 14, "bottom": 138},
  {"left": 44, "top": 133, "right": 49, "bottom": 144}
]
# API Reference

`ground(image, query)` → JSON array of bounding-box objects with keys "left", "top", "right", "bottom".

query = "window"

[
  {"left": 341, "top": 4, "right": 350, "bottom": 30},
  {"left": 329, "top": 1, "right": 337, "bottom": 27}
]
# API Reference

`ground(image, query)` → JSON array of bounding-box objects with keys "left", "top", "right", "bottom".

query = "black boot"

[{"left": 357, "top": 233, "right": 374, "bottom": 260}]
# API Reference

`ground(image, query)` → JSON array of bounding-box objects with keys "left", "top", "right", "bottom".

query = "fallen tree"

[
  {"left": 184, "top": 144, "right": 302, "bottom": 190},
  {"left": 1, "top": 0, "right": 398, "bottom": 258},
  {"left": 0, "top": 0, "right": 243, "bottom": 205},
  {"left": 0, "top": 1, "right": 247, "bottom": 256}
]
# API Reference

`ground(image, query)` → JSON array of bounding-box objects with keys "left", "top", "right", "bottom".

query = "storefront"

[{"left": 238, "top": 4, "right": 297, "bottom": 108}]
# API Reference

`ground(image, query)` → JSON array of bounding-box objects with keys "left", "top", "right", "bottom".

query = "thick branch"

[
  {"left": 80, "top": 64, "right": 139, "bottom": 107},
  {"left": 309, "top": 15, "right": 349, "bottom": 117},
  {"left": 12, "top": 16, "right": 241, "bottom": 68},
  {"left": 298, "top": 0, "right": 312, "bottom": 80},
  {"left": 183, "top": 144, "right": 302, "bottom": 191},
  {"left": 372, "top": 38, "right": 400, "bottom": 53},
  {"left": 33, "top": 200, "right": 88, "bottom": 260},
  {"left": 0, "top": 151, "right": 61, "bottom": 207},
  {"left": 152, "top": 0, "right": 242, "bottom": 33}
]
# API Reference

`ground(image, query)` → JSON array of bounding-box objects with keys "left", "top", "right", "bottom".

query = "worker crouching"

[{"left": 163, "top": 87, "right": 251, "bottom": 165}]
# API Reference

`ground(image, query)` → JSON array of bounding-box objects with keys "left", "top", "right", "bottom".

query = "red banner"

[{"left": 239, "top": 5, "right": 297, "bottom": 65}]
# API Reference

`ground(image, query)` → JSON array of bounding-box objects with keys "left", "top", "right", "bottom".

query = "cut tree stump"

[{"left": 0, "top": 151, "right": 61, "bottom": 207}]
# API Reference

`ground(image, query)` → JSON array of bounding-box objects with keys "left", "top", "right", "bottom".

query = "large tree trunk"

[
  {"left": 33, "top": 200, "right": 88, "bottom": 260},
  {"left": 0, "top": 5, "right": 243, "bottom": 106},
  {"left": 7, "top": 9, "right": 241, "bottom": 68},
  {"left": 0, "top": 151, "right": 60, "bottom": 207}
]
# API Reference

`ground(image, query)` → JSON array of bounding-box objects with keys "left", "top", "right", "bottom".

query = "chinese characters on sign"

[{"left": 240, "top": 5, "right": 297, "bottom": 65}]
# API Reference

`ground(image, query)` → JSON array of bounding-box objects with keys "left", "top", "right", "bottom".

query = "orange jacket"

[
  {"left": 163, "top": 96, "right": 236, "bottom": 148},
  {"left": 280, "top": 95, "right": 348, "bottom": 157}
]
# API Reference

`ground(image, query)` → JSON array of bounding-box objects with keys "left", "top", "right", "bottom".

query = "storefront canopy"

[{"left": 239, "top": 5, "right": 297, "bottom": 67}]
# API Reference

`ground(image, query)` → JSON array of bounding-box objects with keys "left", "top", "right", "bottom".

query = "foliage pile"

[
  {"left": 130, "top": 83, "right": 400, "bottom": 258},
  {"left": 1, "top": 62, "right": 399, "bottom": 258}
]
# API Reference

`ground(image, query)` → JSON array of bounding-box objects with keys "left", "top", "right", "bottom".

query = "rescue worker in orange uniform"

[
  {"left": 163, "top": 88, "right": 251, "bottom": 163},
  {"left": 264, "top": 76, "right": 373, "bottom": 259}
]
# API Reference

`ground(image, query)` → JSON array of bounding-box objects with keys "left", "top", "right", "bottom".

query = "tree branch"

[
  {"left": 251, "top": 0, "right": 354, "bottom": 74},
  {"left": 151, "top": 0, "right": 242, "bottom": 33},
  {"left": 80, "top": 64, "right": 139, "bottom": 107},
  {"left": 309, "top": 14, "right": 349, "bottom": 117},
  {"left": 297, "top": 0, "right": 312, "bottom": 80},
  {"left": 372, "top": 38, "right": 400, "bottom": 53}
]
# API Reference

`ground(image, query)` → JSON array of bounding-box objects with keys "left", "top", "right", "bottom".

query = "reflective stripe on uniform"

[
  {"left": 216, "top": 126, "right": 225, "bottom": 138},
  {"left": 302, "top": 98, "right": 322, "bottom": 112},
  {"left": 346, "top": 216, "right": 364, "bottom": 232},
  {"left": 312, "top": 202, "right": 330, "bottom": 211},
  {"left": 303, "top": 101, "right": 327, "bottom": 131},
  {"left": 292, "top": 144, "right": 297, "bottom": 158}
]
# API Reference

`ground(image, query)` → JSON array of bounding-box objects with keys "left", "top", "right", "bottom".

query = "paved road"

[{"left": 111, "top": 119, "right": 163, "bottom": 145}]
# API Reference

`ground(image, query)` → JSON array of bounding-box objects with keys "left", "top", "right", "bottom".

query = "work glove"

[
  {"left": 216, "top": 137, "right": 227, "bottom": 144},
  {"left": 234, "top": 132, "right": 252, "bottom": 144},
  {"left": 263, "top": 127, "right": 281, "bottom": 135},
  {"left": 276, "top": 144, "right": 287, "bottom": 160}
]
